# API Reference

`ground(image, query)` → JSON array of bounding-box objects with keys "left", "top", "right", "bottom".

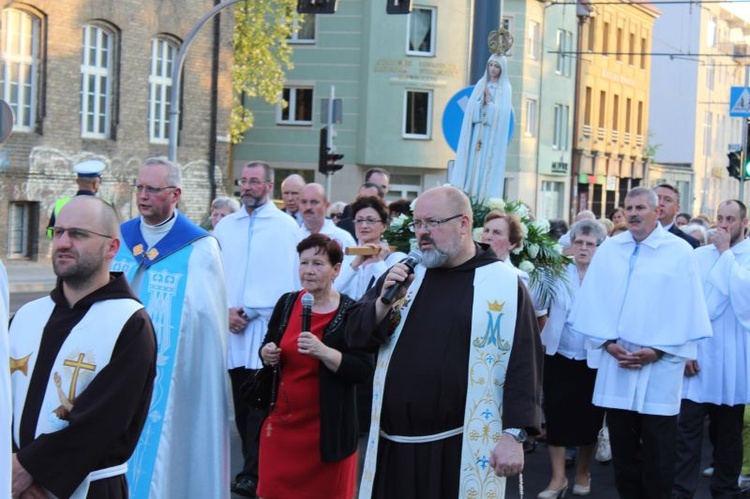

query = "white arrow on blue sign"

[{"left": 729, "top": 87, "right": 750, "bottom": 117}]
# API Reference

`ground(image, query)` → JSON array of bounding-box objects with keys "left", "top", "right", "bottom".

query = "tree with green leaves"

[{"left": 231, "top": 0, "right": 301, "bottom": 143}]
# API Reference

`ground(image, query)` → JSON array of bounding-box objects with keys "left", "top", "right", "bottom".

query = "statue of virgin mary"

[{"left": 448, "top": 30, "right": 513, "bottom": 201}]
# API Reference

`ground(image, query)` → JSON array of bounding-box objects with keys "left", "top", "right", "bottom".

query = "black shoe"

[{"left": 231, "top": 478, "right": 257, "bottom": 498}]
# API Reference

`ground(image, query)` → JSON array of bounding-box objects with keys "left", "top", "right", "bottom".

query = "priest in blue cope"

[{"left": 111, "top": 157, "right": 231, "bottom": 498}]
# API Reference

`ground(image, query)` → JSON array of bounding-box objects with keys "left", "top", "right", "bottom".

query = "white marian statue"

[{"left": 449, "top": 30, "right": 513, "bottom": 201}]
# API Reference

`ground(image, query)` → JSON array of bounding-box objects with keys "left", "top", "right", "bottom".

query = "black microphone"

[
  {"left": 301, "top": 293, "right": 314, "bottom": 331},
  {"left": 381, "top": 250, "right": 422, "bottom": 305}
]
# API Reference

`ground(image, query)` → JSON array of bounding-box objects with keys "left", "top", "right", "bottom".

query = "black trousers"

[
  {"left": 608, "top": 408, "right": 678, "bottom": 499},
  {"left": 673, "top": 399, "right": 743, "bottom": 498},
  {"left": 229, "top": 367, "right": 266, "bottom": 483}
]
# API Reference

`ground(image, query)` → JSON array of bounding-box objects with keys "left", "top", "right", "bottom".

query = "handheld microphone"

[
  {"left": 381, "top": 250, "right": 422, "bottom": 305},
  {"left": 301, "top": 293, "right": 314, "bottom": 332}
]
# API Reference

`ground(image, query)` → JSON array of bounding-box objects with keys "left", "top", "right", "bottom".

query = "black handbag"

[{"left": 241, "top": 364, "right": 279, "bottom": 411}]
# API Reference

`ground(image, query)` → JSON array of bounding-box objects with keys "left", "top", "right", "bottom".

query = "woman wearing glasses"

[
  {"left": 537, "top": 219, "right": 607, "bottom": 498},
  {"left": 334, "top": 196, "right": 406, "bottom": 300},
  {"left": 257, "top": 234, "right": 373, "bottom": 499}
]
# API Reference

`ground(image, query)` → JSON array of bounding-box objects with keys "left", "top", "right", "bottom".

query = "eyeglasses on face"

[
  {"left": 134, "top": 185, "right": 177, "bottom": 195},
  {"left": 408, "top": 214, "right": 463, "bottom": 232},
  {"left": 354, "top": 217, "right": 382, "bottom": 226},
  {"left": 235, "top": 178, "right": 268, "bottom": 187},
  {"left": 51, "top": 227, "right": 113, "bottom": 240}
]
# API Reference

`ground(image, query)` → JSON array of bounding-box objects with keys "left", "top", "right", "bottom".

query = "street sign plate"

[{"left": 730, "top": 87, "right": 750, "bottom": 117}]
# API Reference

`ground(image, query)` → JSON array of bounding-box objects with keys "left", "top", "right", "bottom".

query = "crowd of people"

[{"left": 1, "top": 158, "right": 749, "bottom": 499}]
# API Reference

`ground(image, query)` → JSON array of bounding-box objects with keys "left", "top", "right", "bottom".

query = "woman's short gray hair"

[
  {"left": 682, "top": 224, "right": 707, "bottom": 246},
  {"left": 570, "top": 219, "right": 607, "bottom": 246},
  {"left": 211, "top": 196, "right": 240, "bottom": 213}
]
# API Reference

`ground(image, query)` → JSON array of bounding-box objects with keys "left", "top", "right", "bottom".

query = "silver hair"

[
  {"left": 211, "top": 196, "right": 240, "bottom": 213},
  {"left": 244, "top": 161, "right": 274, "bottom": 183},
  {"left": 626, "top": 186, "right": 658, "bottom": 209},
  {"left": 143, "top": 157, "right": 182, "bottom": 187},
  {"left": 570, "top": 219, "right": 607, "bottom": 246}
]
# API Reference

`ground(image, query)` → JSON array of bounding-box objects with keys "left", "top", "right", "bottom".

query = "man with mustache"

[
  {"left": 673, "top": 200, "right": 750, "bottom": 498},
  {"left": 568, "top": 186, "right": 712, "bottom": 498},
  {"left": 11, "top": 196, "right": 156, "bottom": 498},
  {"left": 111, "top": 157, "right": 231, "bottom": 498},
  {"left": 299, "top": 183, "right": 356, "bottom": 250},
  {"left": 213, "top": 160, "right": 301, "bottom": 497},
  {"left": 346, "top": 185, "right": 543, "bottom": 498}
]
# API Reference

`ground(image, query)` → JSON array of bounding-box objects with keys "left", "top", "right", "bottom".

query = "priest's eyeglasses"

[
  {"left": 134, "top": 185, "right": 177, "bottom": 195},
  {"left": 51, "top": 227, "right": 114, "bottom": 240},
  {"left": 408, "top": 214, "right": 463, "bottom": 232},
  {"left": 235, "top": 178, "right": 268, "bottom": 187}
]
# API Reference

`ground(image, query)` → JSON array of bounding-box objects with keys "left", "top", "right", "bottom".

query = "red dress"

[{"left": 257, "top": 293, "right": 357, "bottom": 499}]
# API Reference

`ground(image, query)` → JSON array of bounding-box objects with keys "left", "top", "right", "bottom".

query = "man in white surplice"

[
  {"left": 213, "top": 161, "right": 301, "bottom": 498},
  {"left": 673, "top": 200, "right": 750, "bottom": 498},
  {"left": 567, "top": 186, "right": 712, "bottom": 499}
]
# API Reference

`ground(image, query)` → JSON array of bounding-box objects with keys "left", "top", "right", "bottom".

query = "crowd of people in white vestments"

[{"left": 3, "top": 159, "right": 750, "bottom": 499}]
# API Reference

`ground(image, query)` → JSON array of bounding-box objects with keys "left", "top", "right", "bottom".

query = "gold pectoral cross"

[{"left": 63, "top": 353, "right": 96, "bottom": 400}]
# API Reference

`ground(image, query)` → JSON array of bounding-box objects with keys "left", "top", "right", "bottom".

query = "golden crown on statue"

[{"left": 488, "top": 28, "right": 514, "bottom": 56}]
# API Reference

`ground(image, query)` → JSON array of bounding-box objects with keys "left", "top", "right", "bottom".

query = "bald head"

[
  {"left": 413, "top": 186, "right": 475, "bottom": 268},
  {"left": 58, "top": 196, "right": 121, "bottom": 240},
  {"left": 281, "top": 174, "right": 306, "bottom": 214}
]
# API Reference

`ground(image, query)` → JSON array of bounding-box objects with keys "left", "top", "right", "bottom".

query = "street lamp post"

[{"left": 168, "top": 0, "right": 246, "bottom": 164}]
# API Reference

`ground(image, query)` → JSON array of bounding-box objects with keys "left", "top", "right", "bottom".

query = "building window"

[
  {"left": 527, "top": 21, "right": 540, "bottom": 60},
  {"left": 616, "top": 27, "right": 623, "bottom": 61},
  {"left": 640, "top": 37, "right": 647, "bottom": 69},
  {"left": 587, "top": 18, "right": 596, "bottom": 52},
  {"left": 81, "top": 25, "right": 115, "bottom": 139},
  {"left": 637, "top": 100, "right": 643, "bottom": 136},
  {"left": 8, "top": 202, "right": 31, "bottom": 258},
  {"left": 583, "top": 87, "right": 592, "bottom": 135},
  {"left": 612, "top": 94, "right": 619, "bottom": 132},
  {"left": 556, "top": 29, "right": 573, "bottom": 77},
  {"left": 0, "top": 8, "right": 41, "bottom": 132},
  {"left": 290, "top": 13, "right": 315, "bottom": 43},
  {"left": 540, "top": 181, "right": 564, "bottom": 220},
  {"left": 149, "top": 37, "right": 178, "bottom": 144},
  {"left": 501, "top": 16, "right": 514, "bottom": 57},
  {"left": 707, "top": 17, "right": 716, "bottom": 47},
  {"left": 602, "top": 22, "right": 610, "bottom": 55},
  {"left": 277, "top": 86, "right": 313, "bottom": 125},
  {"left": 703, "top": 111, "right": 713, "bottom": 156},
  {"left": 598, "top": 91, "right": 606, "bottom": 129},
  {"left": 407, "top": 6, "right": 436, "bottom": 56},
  {"left": 553, "top": 104, "right": 569, "bottom": 150},
  {"left": 388, "top": 174, "right": 421, "bottom": 203},
  {"left": 625, "top": 97, "right": 632, "bottom": 139},
  {"left": 403, "top": 89, "right": 432, "bottom": 138},
  {"left": 706, "top": 60, "right": 715, "bottom": 91},
  {"left": 525, "top": 98, "right": 537, "bottom": 137},
  {"left": 628, "top": 32, "right": 635, "bottom": 65}
]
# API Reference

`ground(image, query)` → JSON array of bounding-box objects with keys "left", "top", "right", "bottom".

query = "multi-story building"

[
  {"left": 649, "top": 1, "right": 750, "bottom": 216},
  {"left": 235, "top": 1, "right": 579, "bottom": 221},
  {"left": 0, "top": 0, "right": 233, "bottom": 260},
  {"left": 572, "top": 1, "right": 658, "bottom": 219}
]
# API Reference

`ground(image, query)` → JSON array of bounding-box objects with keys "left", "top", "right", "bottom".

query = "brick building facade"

[{"left": 0, "top": 0, "right": 233, "bottom": 260}]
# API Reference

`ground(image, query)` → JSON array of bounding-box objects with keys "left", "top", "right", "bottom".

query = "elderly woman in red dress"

[{"left": 257, "top": 234, "right": 373, "bottom": 499}]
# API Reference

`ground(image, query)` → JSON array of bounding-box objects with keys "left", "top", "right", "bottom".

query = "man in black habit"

[
  {"left": 346, "top": 185, "right": 543, "bottom": 498},
  {"left": 9, "top": 196, "right": 156, "bottom": 498}
]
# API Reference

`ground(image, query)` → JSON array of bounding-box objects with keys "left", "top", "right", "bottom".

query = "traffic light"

[
  {"left": 298, "top": 0, "right": 337, "bottom": 14},
  {"left": 317, "top": 127, "right": 345, "bottom": 174},
  {"left": 386, "top": 0, "right": 412, "bottom": 14},
  {"left": 326, "top": 152, "right": 345, "bottom": 173},
  {"left": 728, "top": 151, "right": 742, "bottom": 180}
]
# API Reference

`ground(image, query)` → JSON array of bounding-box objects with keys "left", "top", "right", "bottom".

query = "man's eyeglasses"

[
  {"left": 235, "top": 178, "right": 268, "bottom": 187},
  {"left": 354, "top": 217, "right": 382, "bottom": 226},
  {"left": 51, "top": 227, "right": 113, "bottom": 240},
  {"left": 408, "top": 214, "right": 463, "bottom": 232},
  {"left": 134, "top": 185, "right": 177, "bottom": 195}
]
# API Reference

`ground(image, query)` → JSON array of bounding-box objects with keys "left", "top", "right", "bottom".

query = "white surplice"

[
  {"left": 682, "top": 238, "right": 750, "bottom": 405},
  {"left": 0, "top": 262, "right": 10, "bottom": 499},
  {"left": 568, "top": 225, "right": 712, "bottom": 416},
  {"left": 300, "top": 219, "right": 356, "bottom": 251},
  {"left": 213, "top": 201, "right": 301, "bottom": 370},
  {"left": 334, "top": 251, "right": 405, "bottom": 300}
]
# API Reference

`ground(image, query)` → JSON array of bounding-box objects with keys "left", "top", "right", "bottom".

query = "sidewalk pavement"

[{"left": 2, "top": 258, "right": 56, "bottom": 294}]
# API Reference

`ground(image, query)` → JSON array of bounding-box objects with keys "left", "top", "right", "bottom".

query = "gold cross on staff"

[{"left": 63, "top": 353, "right": 96, "bottom": 400}]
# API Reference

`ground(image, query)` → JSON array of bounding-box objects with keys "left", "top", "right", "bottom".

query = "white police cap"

[{"left": 73, "top": 160, "right": 105, "bottom": 178}]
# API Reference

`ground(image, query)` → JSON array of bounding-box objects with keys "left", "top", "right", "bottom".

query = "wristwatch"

[{"left": 502, "top": 428, "right": 528, "bottom": 443}]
